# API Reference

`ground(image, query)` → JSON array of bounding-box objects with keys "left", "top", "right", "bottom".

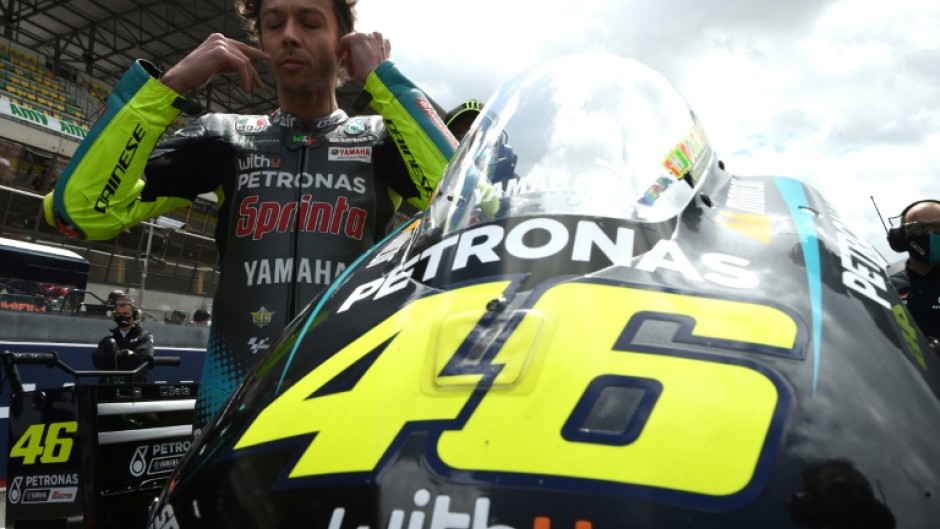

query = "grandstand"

[
  {"left": 0, "top": 1, "right": 436, "bottom": 322},
  {"left": 0, "top": 0, "right": 269, "bottom": 321},
  {"left": 0, "top": 41, "right": 220, "bottom": 321}
]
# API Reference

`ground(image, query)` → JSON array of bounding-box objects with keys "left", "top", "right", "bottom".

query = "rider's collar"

[{"left": 270, "top": 109, "right": 348, "bottom": 132}]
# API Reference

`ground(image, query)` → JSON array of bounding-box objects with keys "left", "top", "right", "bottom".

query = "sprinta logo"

[{"left": 324, "top": 489, "right": 593, "bottom": 529}]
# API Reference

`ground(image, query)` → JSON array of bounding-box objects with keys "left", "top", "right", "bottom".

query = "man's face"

[
  {"left": 259, "top": 0, "right": 341, "bottom": 95},
  {"left": 115, "top": 305, "right": 134, "bottom": 323},
  {"left": 902, "top": 201, "right": 940, "bottom": 265}
]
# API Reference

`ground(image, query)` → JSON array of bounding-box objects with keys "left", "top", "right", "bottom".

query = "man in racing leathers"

[{"left": 42, "top": 0, "right": 456, "bottom": 428}]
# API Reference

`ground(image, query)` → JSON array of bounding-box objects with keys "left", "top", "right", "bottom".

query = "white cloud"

[{"left": 360, "top": 0, "right": 940, "bottom": 261}]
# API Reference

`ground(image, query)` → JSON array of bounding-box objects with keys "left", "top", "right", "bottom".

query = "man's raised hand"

[
  {"left": 339, "top": 31, "right": 391, "bottom": 83},
  {"left": 161, "top": 33, "right": 269, "bottom": 94}
]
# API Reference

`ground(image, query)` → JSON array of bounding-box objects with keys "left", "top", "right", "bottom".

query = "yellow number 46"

[
  {"left": 11, "top": 421, "right": 78, "bottom": 465},
  {"left": 238, "top": 280, "right": 803, "bottom": 508}
]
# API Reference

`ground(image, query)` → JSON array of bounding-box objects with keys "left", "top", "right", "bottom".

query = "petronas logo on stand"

[
  {"left": 8, "top": 476, "right": 22, "bottom": 504},
  {"left": 130, "top": 446, "right": 148, "bottom": 477}
]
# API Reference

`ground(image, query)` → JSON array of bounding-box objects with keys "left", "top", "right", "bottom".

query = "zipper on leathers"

[{"left": 286, "top": 143, "right": 309, "bottom": 322}]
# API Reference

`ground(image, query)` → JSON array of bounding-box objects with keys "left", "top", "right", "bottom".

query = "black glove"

[
  {"left": 98, "top": 337, "right": 118, "bottom": 357},
  {"left": 94, "top": 337, "right": 120, "bottom": 371}
]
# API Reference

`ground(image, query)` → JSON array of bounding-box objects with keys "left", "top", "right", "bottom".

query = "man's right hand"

[
  {"left": 161, "top": 33, "right": 269, "bottom": 95},
  {"left": 99, "top": 336, "right": 118, "bottom": 354}
]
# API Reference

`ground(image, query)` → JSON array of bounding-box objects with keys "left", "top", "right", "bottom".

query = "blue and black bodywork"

[{"left": 150, "top": 53, "right": 940, "bottom": 529}]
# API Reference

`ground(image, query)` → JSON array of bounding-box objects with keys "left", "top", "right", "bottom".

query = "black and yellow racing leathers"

[{"left": 43, "top": 59, "right": 455, "bottom": 427}]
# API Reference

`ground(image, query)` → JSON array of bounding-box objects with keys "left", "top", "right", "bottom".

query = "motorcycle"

[{"left": 148, "top": 53, "right": 940, "bottom": 528}]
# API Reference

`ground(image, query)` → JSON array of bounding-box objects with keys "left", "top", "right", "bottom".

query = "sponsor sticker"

[
  {"left": 130, "top": 442, "right": 191, "bottom": 477},
  {"left": 251, "top": 306, "right": 275, "bottom": 328},
  {"left": 248, "top": 337, "right": 271, "bottom": 354},
  {"left": 344, "top": 118, "right": 367, "bottom": 135},
  {"left": 638, "top": 176, "right": 676, "bottom": 206},
  {"left": 149, "top": 503, "right": 179, "bottom": 529},
  {"left": 238, "top": 153, "right": 281, "bottom": 171},
  {"left": 324, "top": 490, "right": 595, "bottom": 529},
  {"left": 328, "top": 146, "right": 372, "bottom": 163},
  {"left": 236, "top": 117, "right": 269, "bottom": 134},
  {"left": 8, "top": 475, "right": 80, "bottom": 505}
]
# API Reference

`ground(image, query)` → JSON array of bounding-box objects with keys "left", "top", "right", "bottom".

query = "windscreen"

[{"left": 419, "top": 53, "right": 715, "bottom": 238}]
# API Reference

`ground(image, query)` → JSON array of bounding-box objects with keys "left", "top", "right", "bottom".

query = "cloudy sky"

[{"left": 357, "top": 0, "right": 940, "bottom": 262}]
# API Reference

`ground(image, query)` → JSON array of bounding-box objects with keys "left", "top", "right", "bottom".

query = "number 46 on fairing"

[{"left": 237, "top": 280, "right": 803, "bottom": 508}]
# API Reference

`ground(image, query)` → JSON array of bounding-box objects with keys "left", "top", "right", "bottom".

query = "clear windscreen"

[{"left": 419, "top": 53, "right": 716, "bottom": 238}]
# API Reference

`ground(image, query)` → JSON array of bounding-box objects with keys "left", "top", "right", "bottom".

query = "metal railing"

[{"left": 0, "top": 183, "right": 220, "bottom": 298}]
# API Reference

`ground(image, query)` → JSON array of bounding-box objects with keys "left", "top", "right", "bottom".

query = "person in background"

[
  {"left": 92, "top": 296, "right": 154, "bottom": 384},
  {"left": 444, "top": 99, "right": 483, "bottom": 141},
  {"left": 192, "top": 308, "right": 212, "bottom": 327},
  {"left": 887, "top": 199, "right": 940, "bottom": 347},
  {"left": 166, "top": 309, "right": 189, "bottom": 325},
  {"left": 0, "top": 157, "right": 13, "bottom": 186},
  {"left": 105, "top": 289, "right": 127, "bottom": 306},
  {"left": 43, "top": 0, "right": 455, "bottom": 428}
]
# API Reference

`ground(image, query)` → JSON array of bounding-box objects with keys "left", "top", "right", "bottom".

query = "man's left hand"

[{"left": 338, "top": 31, "right": 391, "bottom": 83}]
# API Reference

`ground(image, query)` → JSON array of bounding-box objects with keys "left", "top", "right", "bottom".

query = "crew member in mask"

[
  {"left": 888, "top": 199, "right": 940, "bottom": 342},
  {"left": 93, "top": 296, "right": 154, "bottom": 383}
]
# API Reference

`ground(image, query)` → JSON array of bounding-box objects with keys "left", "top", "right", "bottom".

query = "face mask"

[
  {"left": 907, "top": 233, "right": 940, "bottom": 265},
  {"left": 114, "top": 314, "right": 133, "bottom": 327}
]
